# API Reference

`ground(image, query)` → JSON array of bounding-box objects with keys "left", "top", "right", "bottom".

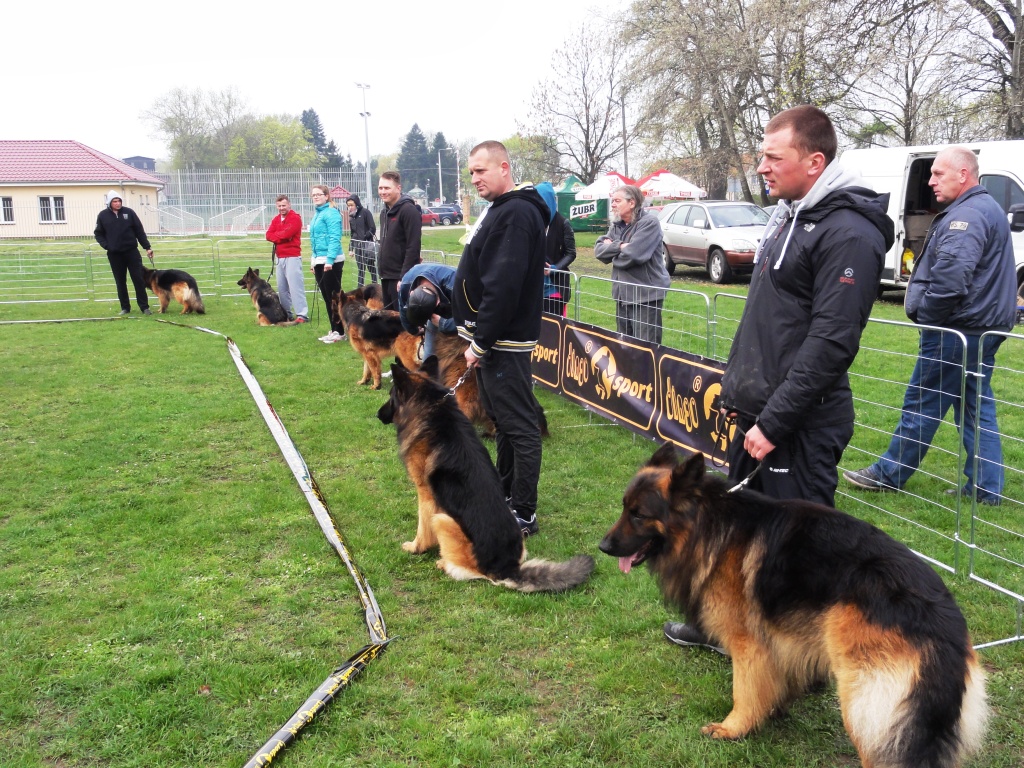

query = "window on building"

[
  {"left": 1, "top": 197, "right": 13, "bottom": 224},
  {"left": 39, "top": 196, "right": 66, "bottom": 223}
]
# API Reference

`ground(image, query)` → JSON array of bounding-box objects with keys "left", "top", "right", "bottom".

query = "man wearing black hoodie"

[
  {"left": 94, "top": 190, "right": 152, "bottom": 315},
  {"left": 377, "top": 171, "right": 422, "bottom": 310},
  {"left": 454, "top": 141, "right": 548, "bottom": 536},
  {"left": 663, "top": 105, "right": 895, "bottom": 654}
]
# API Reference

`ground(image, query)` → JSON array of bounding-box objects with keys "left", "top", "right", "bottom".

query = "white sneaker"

[{"left": 321, "top": 331, "right": 344, "bottom": 344}]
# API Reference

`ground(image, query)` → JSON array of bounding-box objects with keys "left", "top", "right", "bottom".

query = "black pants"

[
  {"left": 314, "top": 263, "right": 343, "bottom": 333},
  {"left": 107, "top": 248, "right": 149, "bottom": 312},
  {"left": 353, "top": 240, "right": 378, "bottom": 287},
  {"left": 381, "top": 279, "right": 399, "bottom": 312},
  {"left": 725, "top": 416, "right": 854, "bottom": 506},
  {"left": 475, "top": 350, "right": 542, "bottom": 517}
]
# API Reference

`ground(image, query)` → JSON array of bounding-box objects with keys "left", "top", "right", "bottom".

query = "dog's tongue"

[{"left": 618, "top": 556, "right": 633, "bottom": 574}]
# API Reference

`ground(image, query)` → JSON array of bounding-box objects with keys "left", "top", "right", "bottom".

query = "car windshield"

[{"left": 707, "top": 205, "right": 770, "bottom": 228}]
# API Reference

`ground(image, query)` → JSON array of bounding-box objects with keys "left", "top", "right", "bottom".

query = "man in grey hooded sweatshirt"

[{"left": 663, "top": 105, "right": 894, "bottom": 654}]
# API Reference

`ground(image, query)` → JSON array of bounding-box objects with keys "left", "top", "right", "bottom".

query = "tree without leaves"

[
  {"left": 503, "top": 133, "right": 562, "bottom": 185},
  {"left": 959, "top": 0, "right": 1024, "bottom": 137},
  {"left": 522, "top": 25, "right": 631, "bottom": 184},
  {"left": 843, "top": 0, "right": 1002, "bottom": 145}
]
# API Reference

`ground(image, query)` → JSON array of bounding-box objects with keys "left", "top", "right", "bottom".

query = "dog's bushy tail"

[
  {"left": 498, "top": 555, "right": 595, "bottom": 593},
  {"left": 184, "top": 287, "right": 205, "bottom": 314}
]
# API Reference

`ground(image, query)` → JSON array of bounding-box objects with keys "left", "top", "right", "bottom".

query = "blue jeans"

[{"left": 872, "top": 329, "right": 1004, "bottom": 501}]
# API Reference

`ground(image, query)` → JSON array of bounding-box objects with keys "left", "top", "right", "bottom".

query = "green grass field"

[{"left": 1, "top": 239, "right": 1022, "bottom": 767}]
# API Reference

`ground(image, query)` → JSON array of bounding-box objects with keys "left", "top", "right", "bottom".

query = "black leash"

[
  {"left": 711, "top": 409, "right": 764, "bottom": 493},
  {"left": 269, "top": 244, "right": 277, "bottom": 279}
]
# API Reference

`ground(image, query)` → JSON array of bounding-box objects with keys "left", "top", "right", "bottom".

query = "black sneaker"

[
  {"left": 513, "top": 511, "right": 538, "bottom": 537},
  {"left": 118, "top": 309, "right": 130, "bottom": 316},
  {"left": 142, "top": 308, "right": 153, "bottom": 315},
  {"left": 663, "top": 622, "right": 728, "bottom": 656},
  {"left": 842, "top": 466, "right": 896, "bottom": 491}
]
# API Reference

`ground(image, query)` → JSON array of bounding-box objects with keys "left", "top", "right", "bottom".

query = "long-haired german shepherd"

[
  {"left": 333, "top": 287, "right": 421, "bottom": 388},
  {"left": 236, "top": 267, "right": 296, "bottom": 326},
  {"left": 377, "top": 357, "right": 593, "bottom": 592},
  {"left": 142, "top": 266, "right": 205, "bottom": 314},
  {"left": 600, "top": 444, "right": 988, "bottom": 768}
]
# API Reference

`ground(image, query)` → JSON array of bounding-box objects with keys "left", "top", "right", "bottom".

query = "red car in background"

[{"left": 421, "top": 209, "right": 440, "bottom": 227}]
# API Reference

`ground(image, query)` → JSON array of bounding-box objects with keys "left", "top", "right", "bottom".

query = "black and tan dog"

[
  {"left": 333, "top": 287, "right": 420, "bottom": 388},
  {"left": 236, "top": 267, "right": 296, "bottom": 326},
  {"left": 142, "top": 266, "right": 205, "bottom": 314},
  {"left": 377, "top": 357, "right": 592, "bottom": 592},
  {"left": 600, "top": 444, "right": 988, "bottom": 768}
]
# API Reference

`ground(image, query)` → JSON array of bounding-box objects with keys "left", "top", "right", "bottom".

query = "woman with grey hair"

[{"left": 595, "top": 184, "right": 671, "bottom": 343}]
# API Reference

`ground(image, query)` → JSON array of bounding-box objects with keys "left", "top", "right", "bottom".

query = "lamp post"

[
  {"left": 441, "top": 146, "right": 461, "bottom": 206},
  {"left": 355, "top": 82, "right": 372, "bottom": 203},
  {"left": 437, "top": 151, "right": 444, "bottom": 204}
]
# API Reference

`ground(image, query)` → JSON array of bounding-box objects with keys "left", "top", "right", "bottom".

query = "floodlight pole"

[
  {"left": 356, "top": 83, "right": 372, "bottom": 203},
  {"left": 437, "top": 151, "right": 444, "bottom": 204}
]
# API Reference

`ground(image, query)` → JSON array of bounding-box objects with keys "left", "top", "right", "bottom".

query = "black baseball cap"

[{"left": 406, "top": 286, "right": 438, "bottom": 327}]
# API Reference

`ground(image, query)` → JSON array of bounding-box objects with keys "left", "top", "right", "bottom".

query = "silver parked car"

[{"left": 659, "top": 201, "right": 770, "bottom": 283}]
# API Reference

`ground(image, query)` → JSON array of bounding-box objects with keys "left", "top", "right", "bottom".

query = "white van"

[{"left": 840, "top": 141, "right": 1024, "bottom": 293}]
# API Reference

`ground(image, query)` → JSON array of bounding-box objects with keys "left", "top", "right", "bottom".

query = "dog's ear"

[
  {"left": 253, "top": 268, "right": 260, "bottom": 277},
  {"left": 670, "top": 452, "right": 705, "bottom": 491},
  {"left": 420, "top": 355, "right": 440, "bottom": 380},
  {"left": 647, "top": 442, "right": 679, "bottom": 469}
]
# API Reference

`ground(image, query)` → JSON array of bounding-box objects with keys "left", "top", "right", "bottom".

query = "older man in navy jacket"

[{"left": 845, "top": 146, "right": 1017, "bottom": 505}]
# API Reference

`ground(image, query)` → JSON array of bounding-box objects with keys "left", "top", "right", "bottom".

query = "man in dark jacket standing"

[
  {"left": 454, "top": 141, "right": 548, "bottom": 536},
  {"left": 377, "top": 171, "right": 421, "bottom": 310},
  {"left": 664, "top": 105, "right": 893, "bottom": 653},
  {"left": 844, "top": 146, "right": 1016, "bottom": 505},
  {"left": 94, "top": 190, "right": 153, "bottom": 315}
]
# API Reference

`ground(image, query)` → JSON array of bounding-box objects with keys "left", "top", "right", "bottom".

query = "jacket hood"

[
  {"left": 386, "top": 194, "right": 416, "bottom": 213},
  {"left": 534, "top": 181, "right": 557, "bottom": 223},
  {"left": 492, "top": 184, "right": 550, "bottom": 221},
  {"left": 106, "top": 189, "right": 123, "bottom": 206},
  {"left": 755, "top": 160, "right": 894, "bottom": 266},
  {"left": 347, "top": 195, "right": 362, "bottom": 211}
]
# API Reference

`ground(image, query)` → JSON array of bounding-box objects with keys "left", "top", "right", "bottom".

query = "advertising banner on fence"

[{"left": 532, "top": 315, "right": 733, "bottom": 463}]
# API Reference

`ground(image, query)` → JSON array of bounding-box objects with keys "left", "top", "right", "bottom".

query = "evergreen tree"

[
  {"left": 323, "top": 140, "right": 343, "bottom": 167},
  {"left": 430, "top": 131, "right": 455, "bottom": 203},
  {"left": 396, "top": 124, "right": 431, "bottom": 190},
  {"left": 301, "top": 108, "right": 328, "bottom": 160}
]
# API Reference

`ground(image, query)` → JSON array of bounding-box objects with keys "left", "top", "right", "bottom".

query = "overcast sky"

[{"left": 8, "top": 0, "right": 627, "bottom": 164}]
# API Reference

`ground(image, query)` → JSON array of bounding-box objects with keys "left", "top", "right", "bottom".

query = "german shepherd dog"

[
  {"left": 333, "top": 287, "right": 421, "bottom": 389},
  {"left": 142, "top": 267, "right": 205, "bottom": 314},
  {"left": 377, "top": 357, "right": 593, "bottom": 592},
  {"left": 236, "top": 267, "right": 296, "bottom": 326},
  {"left": 599, "top": 444, "right": 988, "bottom": 768}
]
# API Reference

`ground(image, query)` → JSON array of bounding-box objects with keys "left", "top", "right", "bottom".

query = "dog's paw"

[
  {"left": 701, "top": 722, "right": 744, "bottom": 740},
  {"left": 402, "top": 540, "right": 431, "bottom": 554},
  {"left": 371, "top": 382, "right": 382, "bottom": 390},
  {"left": 435, "top": 558, "right": 448, "bottom": 571}
]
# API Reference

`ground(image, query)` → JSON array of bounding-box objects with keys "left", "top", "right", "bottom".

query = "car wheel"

[
  {"left": 707, "top": 248, "right": 732, "bottom": 284},
  {"left": 441, "top": 216, "right": 452, "bottom": 225},
  {"left": 663, "top": 243, "right": 676, "bottom": 275},
  {"left": 430, "top": 220, "right": 436, "bottom": 227}
]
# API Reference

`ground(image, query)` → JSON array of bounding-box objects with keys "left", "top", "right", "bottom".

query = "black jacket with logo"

[
  {"left": 720, "top": 175, "right": 894, "bottom": 445},
  {"left": 94, "top": 204, "right": 151, "bottom": 254},
  {"left": 378, "top": 195, "right": 422, "bottom": 279}
]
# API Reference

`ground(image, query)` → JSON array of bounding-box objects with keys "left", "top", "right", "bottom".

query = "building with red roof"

[{"left": 0, "top": 140, "right": 164, "bottom": 238}]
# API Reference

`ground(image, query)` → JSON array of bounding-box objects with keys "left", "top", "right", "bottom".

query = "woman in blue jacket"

[{"left": 309, "top": 185, "right": 344, "bottom": 342}]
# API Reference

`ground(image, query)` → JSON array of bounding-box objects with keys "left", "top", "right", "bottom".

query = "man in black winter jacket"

[
  {"left": 94, "top": 190, "right": 153, "bottom": 315},
  {"left": 454, "top": 141, "right": 548, "bottom": 536},
  {"left": 377, "top": 171, "right": 422, "bottom": 310},
  {"left": 663, "top": 105, "right": 894, "bottom": 655}
]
